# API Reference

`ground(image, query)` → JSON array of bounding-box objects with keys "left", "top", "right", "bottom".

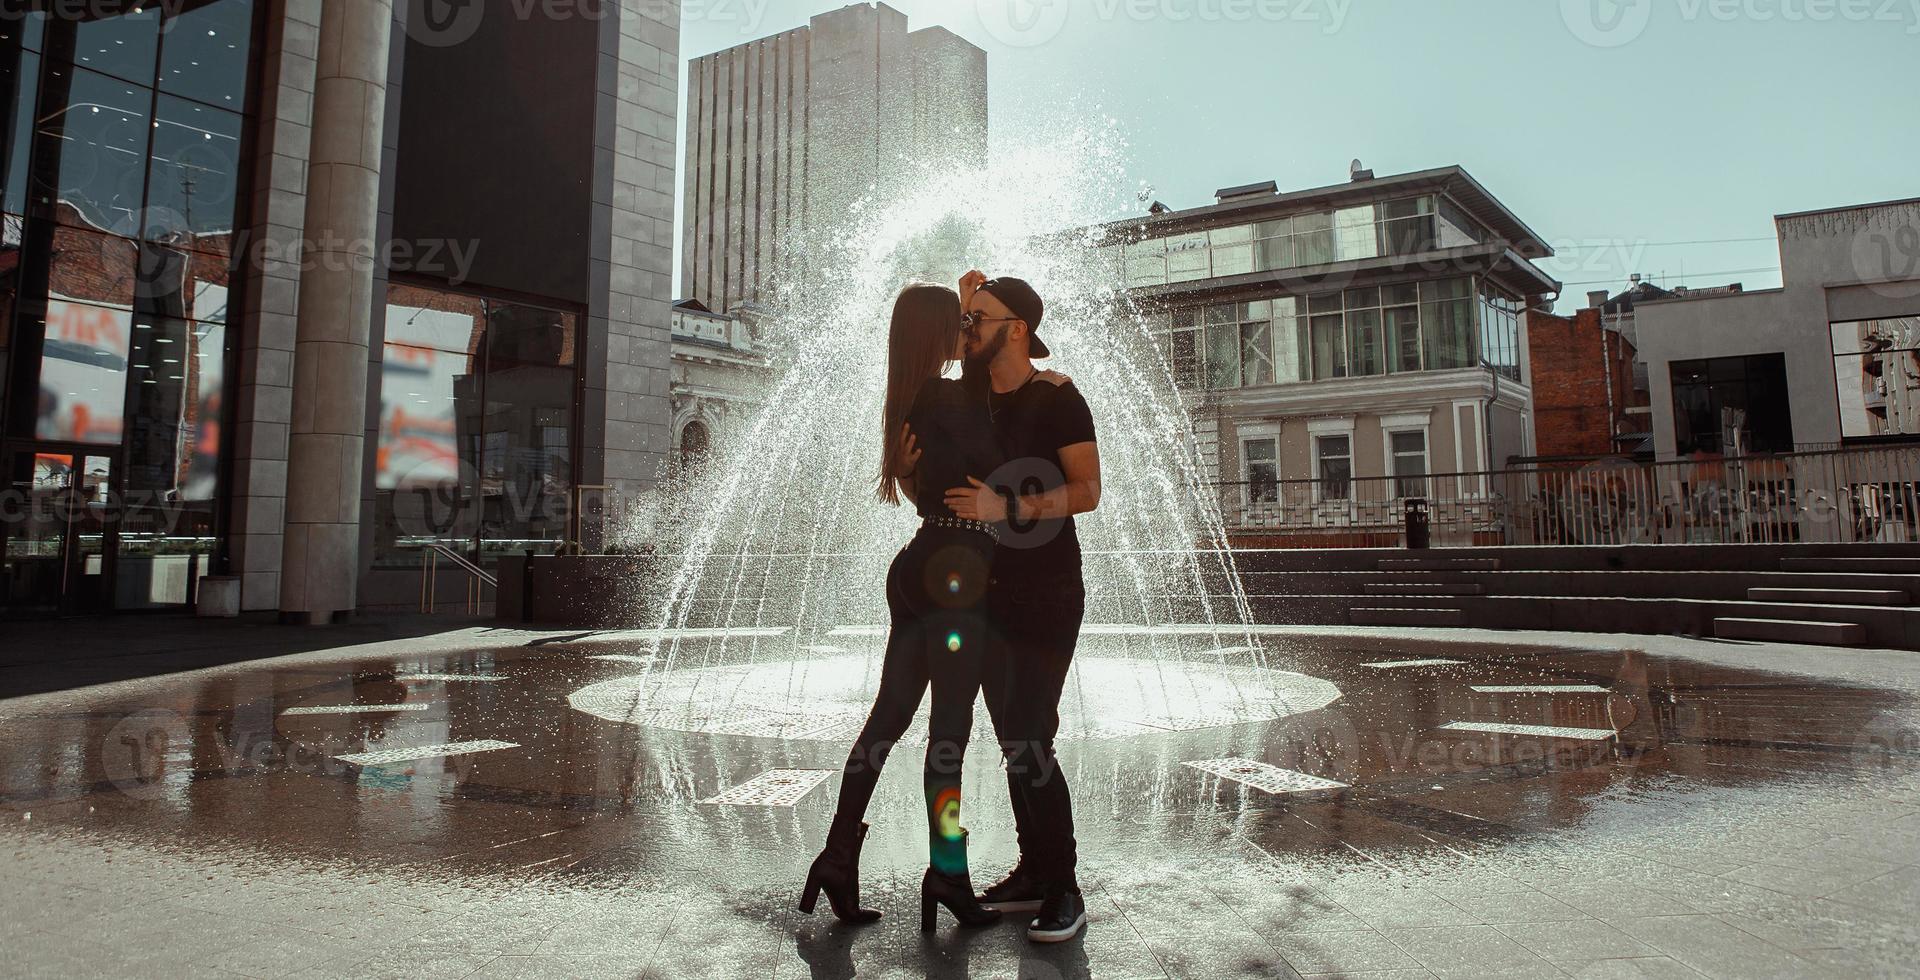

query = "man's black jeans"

[{"left": 983, "top": 572, "right": 1086, "bottom": 891}]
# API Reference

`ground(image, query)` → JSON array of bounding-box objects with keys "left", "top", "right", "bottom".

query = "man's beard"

[{"left": 962, "top": 326, "right": 1008, "bottom": 383}]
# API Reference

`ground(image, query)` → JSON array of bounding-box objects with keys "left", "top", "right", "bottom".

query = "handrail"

[
  {"left": 423, "top": 542, "right": 498, "bottom": 587},
  {"left": 417, "top": 542, "right": 497, "bottom": 614},
  {"left": 1206, "top": 443, "right": 1920, "bottom": 548}
]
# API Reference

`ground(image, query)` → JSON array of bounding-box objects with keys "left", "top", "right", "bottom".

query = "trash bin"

[
  {"left": 1404, "top": 498, "right": 1431, "bottom": 550},
  {"left": 197, "top": 575, "right": 241, "bottom": 618}
]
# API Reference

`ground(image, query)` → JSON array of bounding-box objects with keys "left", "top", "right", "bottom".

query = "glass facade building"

[
  {"left": 2, "top": 1, "right": 257, "bottom": 613},
  {"left": 1, "top": 1, "right": 680, "bottom": 618}
]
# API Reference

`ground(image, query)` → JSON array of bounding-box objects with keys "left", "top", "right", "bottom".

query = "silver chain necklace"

[{"left": 988, "top": 367, "right": 1037, "bottom": 423}]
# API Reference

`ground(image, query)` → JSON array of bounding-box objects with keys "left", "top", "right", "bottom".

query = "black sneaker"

[
  {"left": 977, "top": 862, "right": 1045, "bottom": 913},
  {"left": 1026, "top": 888, "right": 1086, "bottom": 943}
]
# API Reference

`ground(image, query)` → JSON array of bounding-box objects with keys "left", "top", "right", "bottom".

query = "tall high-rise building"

[{"left": 681, "top": 4, "right": 987, "bottom": 313}]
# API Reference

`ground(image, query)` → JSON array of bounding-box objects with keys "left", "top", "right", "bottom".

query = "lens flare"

[
  {"left": 946, "top": 631, "right": 963, "bottom": 652},
  {"left": 934, "top": 787, "right": 963, "bottom": 841}
]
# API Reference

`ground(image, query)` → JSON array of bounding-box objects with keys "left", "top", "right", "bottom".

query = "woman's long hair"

[{"left": 878, "top": 282, "right": 964, "bottom": 504}]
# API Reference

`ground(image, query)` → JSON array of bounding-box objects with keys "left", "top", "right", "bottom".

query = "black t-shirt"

[
  {"left": 907, "top": 379, "right": 1003, "bottom": 521},
  {"left": 987, "top": 378, "right": 1097, "bottom": 583}
]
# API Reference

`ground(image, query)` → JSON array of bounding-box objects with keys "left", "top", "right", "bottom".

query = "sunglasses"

[{"left": 961, "top": 311, "right": 1022, "bottom": 331}]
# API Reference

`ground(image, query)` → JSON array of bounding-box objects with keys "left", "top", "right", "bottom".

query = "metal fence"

[{"left": 1211, "top": 445, "right": 1920, "bottom": 547}]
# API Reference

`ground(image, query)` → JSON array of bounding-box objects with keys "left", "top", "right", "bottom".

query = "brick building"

[{"left": 1524, "top": 305, "right": 1647, "bottom": 459}]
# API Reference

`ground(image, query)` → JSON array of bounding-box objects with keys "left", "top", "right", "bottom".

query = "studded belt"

[{"left": 922, "top": 516, "right": 1000, "bottom": 543}]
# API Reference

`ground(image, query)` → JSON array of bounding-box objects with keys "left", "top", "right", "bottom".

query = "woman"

[{"left": 798, "top": 282, "right": 1004, "bottom": 931}]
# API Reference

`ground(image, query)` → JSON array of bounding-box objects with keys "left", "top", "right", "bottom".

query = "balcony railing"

[{"left": 1211, "top": 445, "right": 1920, "bottom": 547}]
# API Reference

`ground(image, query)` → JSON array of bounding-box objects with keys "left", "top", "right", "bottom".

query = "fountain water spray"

[{"left": 599, "top": 120, "right": 1289, "bottom": 735}]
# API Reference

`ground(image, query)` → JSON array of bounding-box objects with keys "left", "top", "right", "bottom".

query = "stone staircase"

[
  {"left": 1353, "top": 556, "right": 1497, "bottom": 628},
  {"left": 1713, "top": 557, "right": 1916, "bottom": 647},
  {"left": 1233, "top": 544, "right": 1920, "bottom": 649}
]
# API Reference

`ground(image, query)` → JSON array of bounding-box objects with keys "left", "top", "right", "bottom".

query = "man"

[{"left": 943, "top": 270, "right": 1102, "bottom": 944}]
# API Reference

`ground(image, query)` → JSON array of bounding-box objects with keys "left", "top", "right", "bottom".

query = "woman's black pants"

[{"left": 828, "top": 526, "right": 992, "bottom": 874}]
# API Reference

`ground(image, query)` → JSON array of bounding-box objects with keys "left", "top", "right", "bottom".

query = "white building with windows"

[
  {"left": 668, "top": 299, "right": 771, "bottom": 476},
  {"left": 1089, "top": 166, "right": 1558, "bottom": 543}
]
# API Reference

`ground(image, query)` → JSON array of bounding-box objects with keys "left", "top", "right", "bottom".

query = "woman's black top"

[{"left": 906, "top": 378, "right": 1002, "bottom": 521}]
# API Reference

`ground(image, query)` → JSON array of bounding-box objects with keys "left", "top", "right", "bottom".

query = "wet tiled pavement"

[{"left": 2, "top": 622, "right": 1918, "bottom": 978}]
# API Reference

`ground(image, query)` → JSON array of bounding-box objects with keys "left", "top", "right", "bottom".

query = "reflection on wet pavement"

[{"left": 2, "top": 626, "right": 1917, "bottom": 977}]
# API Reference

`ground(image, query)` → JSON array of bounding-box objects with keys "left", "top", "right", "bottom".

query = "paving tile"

[
  {"left": 1442, "top": 889, "right": 1587, "bottom": 924},
  {"left": 1556, "top": 957, "right": 1707, "bottom": 978},
  {"left": 1821, "top": 865, "right": 1920, "bottom": 912},
  {"left": 1718, "top": 862, "right": 1882, "bottom": 899},
  {"left": 1610, "top": 915, "right": 1813, "bottom": 979},
  {"left": 467, "top": 952, "right": 653, "bottom": 979},
  {"left": 1378, "top": 924, "right": 1559, "bottom": 978},
  {"left": 1271, "top": 930, "right": 1427, "bottom": 975},
  {"left": 1296, "top": 972, "right": 1436, "bottom": 980},
  {"left": 1491, "top": 919, "right": 1659, "bottom": 961},
  {"left": 1542, "top": 885, "right": 1700, "bottom": 922}
]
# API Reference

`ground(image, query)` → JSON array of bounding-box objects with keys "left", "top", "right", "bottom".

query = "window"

[
  {"left": 1421, "top": 278, "right": 1475, "bottom": 369},
  {"left": 1240, "top": 315, "right": 1273, "bottom": 387},
  {"left": 374, "top": 284, "right": 580, "bottom": 565},
  {"left": 1203, "top": 304, "right": 1239, "bottom": 388},
  {"left": 1294, "top": 212, "right": 1335, "bottom": 266},
  {"left": 1479, "top": 284, "right": 1523, "bottom": 382},
  {"left": 1380, "top": 196, "right": 1437, "bottom": 256},
  {"left": 1162, "top": 310, "right": 1200, "bottom": 390},
  {"left": 1669, "top": 353, "right": 1794, "bottom": 455},
  {"left": 679, "top": 419, "right": 711, "bottom": 474},
  {"left": 1831, "top": 317, "right": 1920, "bottom": 439},
  {"left": 1209, "top": 224, "right": 1254, "bottom": 277},
  {"left": 1437, "top": 197, "right": 1483, "bottom": 247},
  {"left": 35, "top": 299, "right": 133, "bottom": 443},
  {"left": 1166, "top": 232, "right": 1210, "bottom": 283},
  {"left": 1170, "top": 282, "right": 1482, "bottom": 386},
  {"left": 1389, "top": 429, "right": 1428, "bottom": 499},
  {"left": 1386, "top": 301, "right": 1422, "bottom": 373},
  {"left": 3, "top": 47, "right": 37, "bottom": 223},
  {"left": 1316, "top": 434, "right": 1352, "bottom": 501},
  {"left": 41, "top": 68, "right": 155, "bottom": 234},
  {"left": 1272, "top": 296, "right": 1304, "bottom": 384},
  {"left": 1242, "top": 436, "right": 1278, "bottom": 504},
  {"left": 1125, "top": 237, "right": 1167, "bottom": 287},
  {"left": 1310, "top": 313, "right": 1346, "bottom": 380},
  {"left": 143, "top": 94, "right": 246, "bottom": 257},
  {"left": 1334, "top": 205, "right": 1379, "bottom": 261},
  {"left": 1254, "top": 218, "right": 1293, "bottom": 271},
  {"left": 1, "top": 0, "right": 257, "bottom": 608}
]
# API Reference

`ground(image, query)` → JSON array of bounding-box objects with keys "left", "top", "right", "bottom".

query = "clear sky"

[{"left": 675, "top": 0, "right": 1919, "bottom": 309}]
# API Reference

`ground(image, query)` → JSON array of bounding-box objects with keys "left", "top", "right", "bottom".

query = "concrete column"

[{"left": 279, "top": 0, "right": 392, "bottom": 623}]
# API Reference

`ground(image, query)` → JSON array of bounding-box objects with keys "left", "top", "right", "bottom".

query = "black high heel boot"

[
  {"left": 799, "top": 813, "right": 883, "bottom": 924},
  {"left": 920, "top": 831, "right": 1002, "bottom": 931}
]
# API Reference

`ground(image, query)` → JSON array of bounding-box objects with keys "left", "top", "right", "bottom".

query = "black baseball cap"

[{"left": 978, "top": 277, "right": 1049, "bottom": 359}]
